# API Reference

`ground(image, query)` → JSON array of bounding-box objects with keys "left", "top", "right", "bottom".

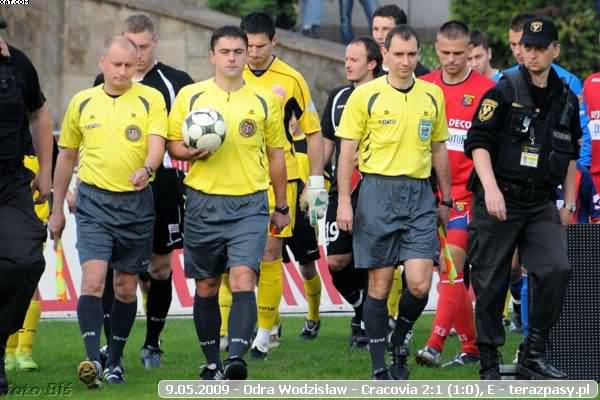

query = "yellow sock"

[
  {"left": 303, "top": 274, "right": 321, "bottom": 322},
  {"left": 6, "top": 332, "right": 18, "bottom": 355},
  {"left": 257, "top": 259, "right": 283, "bottom": 331},
  {"left": 219, "top": 273, "right": 232, "bottom": 337},
  {"left": 387, "top": 268, "right": 403, "bottom": 319},
  {"left": 503, "top": 291, "right": 511, "bottom": 320},
  {"left": 17, "top": 300, "right": 41, "bottom": 355}
]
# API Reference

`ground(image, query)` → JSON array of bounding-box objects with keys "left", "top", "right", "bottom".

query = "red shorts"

[{"left": 446, "top": 199, "right": 471, "bottom": 251}]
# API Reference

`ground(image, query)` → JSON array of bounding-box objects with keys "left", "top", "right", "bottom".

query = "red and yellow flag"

[
  {"left": 55, "top": 239, "right": 67, "bottom": 302},
  {"left": 438, "top": 225, "right": 457, "bottom": 284}
]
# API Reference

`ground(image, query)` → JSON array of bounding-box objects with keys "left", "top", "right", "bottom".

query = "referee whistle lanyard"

[
  {"left": 437, "top": 225, "right": 457, "bottom": 284},
  {"left": 55, "top": 239, "right": 68, "bottom": 302}
]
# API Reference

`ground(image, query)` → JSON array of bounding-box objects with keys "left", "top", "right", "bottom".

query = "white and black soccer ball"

[{"left": 182, "top": 108, "right": 226, "bottom": 153}]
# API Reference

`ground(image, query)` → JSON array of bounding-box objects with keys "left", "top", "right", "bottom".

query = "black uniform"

[
  {"left": 322, "top": 84, "right": 357, "bottom": 255},
  {"left": 94, "top": 62, "right": 193, "bottom": 255},
  {"left": 464, "top": 62, "right": 581, "bottom": 379},
  {"left": 0, "top": 46, "right": 46, "bottom": 355}
]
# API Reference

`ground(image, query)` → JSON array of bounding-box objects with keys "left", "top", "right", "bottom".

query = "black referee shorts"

[
  {"left": 151, "top": 166, "right": 185, "bottom": 255},
  {"left": 283, "top": 181, "right": 320, "bottom": 265}
]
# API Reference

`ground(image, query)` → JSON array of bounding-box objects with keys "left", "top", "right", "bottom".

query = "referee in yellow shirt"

[
  {"left": 336, "top": 26, "right": 451, "bottom": 380},
  {"left": 48, "top": 36, "right": 168, "bottom": 388},
  {"left": 167, "top": 26, "right": 289, "bottom": 381}
]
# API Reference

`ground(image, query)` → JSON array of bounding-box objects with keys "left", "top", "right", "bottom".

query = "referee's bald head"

[{"left": 103, "top": 35, "right": 138, "bottom": 56}]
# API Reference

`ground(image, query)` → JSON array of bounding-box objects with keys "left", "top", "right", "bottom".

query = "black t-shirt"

[
  {"left": 321, "top": 84, "right": 355, "bottom": 193},
  {"left": 415, "top": 62, "right": 430, "bottom": 77},
  {"left": 6, "top": 45, "right": 46, "bottom": 156},
  {"left": 94, "top": 61, "right": 193, "bottom": 112}
]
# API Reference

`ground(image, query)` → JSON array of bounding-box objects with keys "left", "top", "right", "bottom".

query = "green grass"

[{"left": 5, "top": 314, "right": 524, "bottom": 399}]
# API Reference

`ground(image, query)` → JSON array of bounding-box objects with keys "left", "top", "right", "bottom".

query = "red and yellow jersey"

[{"left": 420, "top": 69, "right": 494, "bottom": 201}]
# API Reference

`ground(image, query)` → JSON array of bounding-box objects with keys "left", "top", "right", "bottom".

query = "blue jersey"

[{"left": 493, "top": 64, "right": 591, "bottom": 166}]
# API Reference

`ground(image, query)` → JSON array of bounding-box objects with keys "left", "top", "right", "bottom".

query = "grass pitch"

[{"left": 5, "top": 314, "right": 524, "bottom": 399}]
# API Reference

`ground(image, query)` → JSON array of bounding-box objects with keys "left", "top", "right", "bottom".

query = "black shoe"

[
  {"left": 517, "top": 330, "right": 567, "bottom": 380},
  {"left": 140, "top": 345, "right": 163, "bottom": 369},
  {"left": 389, "top": 344, "right": 410, "bottom": 380},
  {"left": 350, "top": 321, "right": 368, "bottom": 349},
  {"left": 480, "top": 366, "right": 502, "bottom": 380},
  {"left": 0, "top": 362, "right": 8, "bottom": 396},
  {"left": 479, "top": 344, "right": 501, "bottom": 380},
  {"left": 372, "top": 367, "right": 391, "bottom": 380},
  {"left": 199, "top": 364, "right": 222, "bottom": 380},
  {"left": 103, "top": 364, "right": 125, "bottom": 384},
  {"left": 249, "top": 345, "right": 268, "bottom": 360},
  {"left": 99, "top": 345, "right": 109, "bottom": 370},
  {"left": 222, "top": 357, "right": 247, "bottom": 380},
  {"left": 299, "top": 319, "right": 320, "bottom": 340}
]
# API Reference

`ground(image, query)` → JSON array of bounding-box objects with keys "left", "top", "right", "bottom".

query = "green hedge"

[
  {"left": 451, "top": 0, "right": 599, "bottom": 78},
  {"left": 208, "top": 0, "right": 297, "bottom": 30}
]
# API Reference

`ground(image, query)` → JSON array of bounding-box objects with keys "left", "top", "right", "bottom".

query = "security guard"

[
  {"left": 464, "top": 17, "right": 581, "bottom": 380},
  {"left": 0, "top": 19, "right": 53, "bottom": 395},
  {"left": 336, "top": 25, "right": 451, "bottom": 380}
]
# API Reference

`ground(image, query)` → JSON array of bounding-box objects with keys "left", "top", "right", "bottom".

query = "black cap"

[{"left": 520, "top": 17, "right": 558, "bottom": 48}]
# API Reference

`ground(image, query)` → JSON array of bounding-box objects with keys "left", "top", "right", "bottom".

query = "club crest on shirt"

[
  {"left": 125, "top": 124, "right": 142, "bottom": 142},
  {"left": 419, "top": 119, "right": 433, "bottom": 141},
  {"left": 478, "top": 99, "right": 498, "bottom": 122},
  {"left": 239, "top": 118, "right": 257, "bottom": 137},
  {"left": 463, "top": 94, "right": 475, "bottom": 107}
]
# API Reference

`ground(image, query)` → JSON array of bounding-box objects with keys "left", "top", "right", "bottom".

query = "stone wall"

[{"left": 1, "top": 0, "right": 346, "bottom": 126}]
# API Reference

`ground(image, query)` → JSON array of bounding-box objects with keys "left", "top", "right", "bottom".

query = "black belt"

[{"left": 496, "top": 179, "right": 553, "bottom": 203}]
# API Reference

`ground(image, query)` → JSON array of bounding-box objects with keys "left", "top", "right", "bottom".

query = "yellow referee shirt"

[
  {"left": 336, "top": 76, "right": 448, "bottom": 178},
  {"left": 59, "top": 83, "right": 168, "bottom": 192},
  {"left": 168, "top": 79, "right": 286, "bottom": 196},
  {"left": 243, "top": 57, "right": 321, "bottom": 181}
]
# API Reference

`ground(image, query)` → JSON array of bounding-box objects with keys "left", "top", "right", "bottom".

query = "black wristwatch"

[
  {"left": 274, "top": 205, "right": 289, "bottom": 215},
  {"left": 439, "top": 199, "right": 454, "bottom": 208}
]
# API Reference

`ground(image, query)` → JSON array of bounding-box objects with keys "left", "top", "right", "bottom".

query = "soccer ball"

[{"left": 182, "top": 108, "right": 226, "bottom": 153}]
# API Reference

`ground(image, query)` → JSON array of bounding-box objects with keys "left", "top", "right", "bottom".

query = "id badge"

[{"left": 520, "top": 144, "right": 540, "bottom": 168}]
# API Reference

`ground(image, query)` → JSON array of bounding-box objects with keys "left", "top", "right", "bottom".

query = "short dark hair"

[
  {"left": 210, "top": 26, "right": 248, "bottom": 51},
  {"left": 469, "top": 30, "right": 491, "bottom": 49},
  {"left": 349, "top": 36, "right": 383, "bottom": 77},
  {"left": 240, "top": 12, "right": 276, "bottom": 40},
  {"left": 384, "top": 25, "right": 420, "bottom": 50},
  {"left": 438, "top": 20, "right": 470, "bottom": 40},
  {"left": 510, "top": 13, "right": 535, "bottom": 32},
  {"left": 124, "top": 14, "right": 156, "bottom": 35},
  {"left": 372, "top": 5, "right": 407, "bottom": 26}
]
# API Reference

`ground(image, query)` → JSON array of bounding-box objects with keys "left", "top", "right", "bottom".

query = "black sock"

[
  {"left": 193, "top": 294, "right": 221, "bottom": 367},
  {"left": 102, "top": 269, "right": 114, "bottom": 346},
  {"left": 144, "top": 274, "right": 172, "bottom": 348},
  {"left": 0, "top": 333, "right": 7, "bottom": 359},
  {"left": 228, "top": 291, "right": 256, "bottom": 359},
  {"left": 392, "top": 290, "right": 429, "bottom": 346},
  {"left": 77, "top": 295, "right": 104, "bottom": 362},
  {"left": 363, "top": 296, "right": 388, "bottom": 373},
  {"left": 108, "top": 298, "right": 137, "bottom": 367},
  {"left": 330, "top": 266, "right": 362, "bottom": 306}
]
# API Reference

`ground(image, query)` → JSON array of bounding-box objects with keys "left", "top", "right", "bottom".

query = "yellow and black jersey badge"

[{"left": 478, "top": 99, "right": 498, "bottom": 122}]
